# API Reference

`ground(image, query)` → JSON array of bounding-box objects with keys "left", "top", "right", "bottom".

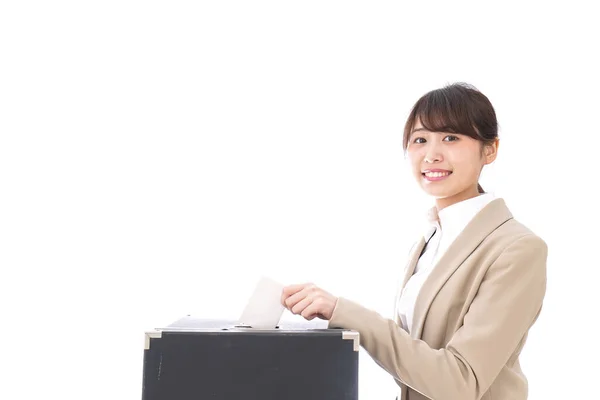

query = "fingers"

[
  {"left": 280, "top": 282, "right": 315, "bottom": 306},
  {"left": 300, "top": 298, "right": 326, "bottom": 320},
  {"left": 288, "top": 295, "right": 323, "bottom": 320},
  {"left": 281, "top": 283, "right": 337, "bottom": 321},
  {"left": 284, "top": 289, "right": 307, "bottom": 310},
  {"left": 290, "top": 296, "right": 313, "bottom": 315}
]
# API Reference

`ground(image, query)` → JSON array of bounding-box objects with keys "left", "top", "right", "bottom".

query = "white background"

[{"left": 1, "top": 1, "right": 598, "bottom": 399}]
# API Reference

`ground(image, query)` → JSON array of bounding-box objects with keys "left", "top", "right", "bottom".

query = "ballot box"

[{"left": 141, "top": 316, "right": 359, "bottom": 400}]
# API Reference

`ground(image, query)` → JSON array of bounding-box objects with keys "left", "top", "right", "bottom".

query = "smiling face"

[{"left": 406, "top": 119, "right": 498, "bottom": 210}]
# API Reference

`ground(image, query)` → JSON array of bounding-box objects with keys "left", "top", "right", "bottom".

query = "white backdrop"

[{"left": 1, "top": 1, "right": 598, "bottom": 399}]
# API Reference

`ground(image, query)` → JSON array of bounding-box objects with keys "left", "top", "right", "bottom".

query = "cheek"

[
  {"left": 407, "top": 153, "right": 422, "bottom": 175},
  {"left": 451, "top": 152, "right": 483, "bottom": 177}
]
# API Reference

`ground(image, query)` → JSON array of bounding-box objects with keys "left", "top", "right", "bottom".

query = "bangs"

[{"left": 411, "top": 90, "right": 479, "bottom": 138}]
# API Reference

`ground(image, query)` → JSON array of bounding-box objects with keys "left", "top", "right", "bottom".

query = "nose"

[{"left": 424, "top": 141, "right": 443, "bottom": 163}]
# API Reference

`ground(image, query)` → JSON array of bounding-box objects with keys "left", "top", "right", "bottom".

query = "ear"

[{"left": 483, "top": 139, "right": 499, "bottom": 165}]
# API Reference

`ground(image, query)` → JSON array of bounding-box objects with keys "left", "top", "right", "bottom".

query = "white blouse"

[{"left": 397, "top": 193, "right": 497, "bottom": 333}]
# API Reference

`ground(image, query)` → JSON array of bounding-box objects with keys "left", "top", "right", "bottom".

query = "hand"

[{"left": 281, "top": 283, "right": 338, "bottom": 321}]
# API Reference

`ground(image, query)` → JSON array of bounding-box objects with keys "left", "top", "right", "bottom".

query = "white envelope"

[{"left": 238, "top": 276, "right": 286, "bottom": 329}]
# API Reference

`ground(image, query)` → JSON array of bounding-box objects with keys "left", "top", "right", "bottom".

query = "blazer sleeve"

[{"left": 328, "top": 234, "right": 548, "bottom": 400}]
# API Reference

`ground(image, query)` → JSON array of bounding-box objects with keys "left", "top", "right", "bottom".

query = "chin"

[{"left": 421, "top": 186, "right": 459, "bottom": 199}]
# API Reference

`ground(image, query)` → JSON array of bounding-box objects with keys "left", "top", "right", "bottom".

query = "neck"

[{"left": 435, "top": 187, "right": 482, "bottom": 211}]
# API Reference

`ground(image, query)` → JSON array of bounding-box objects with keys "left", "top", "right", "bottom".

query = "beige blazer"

[{"left": 328, "top": 198, "right": 548, "bottom": 400}]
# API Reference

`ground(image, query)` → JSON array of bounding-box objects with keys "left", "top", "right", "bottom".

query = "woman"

[{"left": 280, "top": 83, "right": 548, "bottom": 400}]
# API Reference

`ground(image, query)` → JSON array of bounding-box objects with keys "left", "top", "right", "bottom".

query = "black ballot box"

[{"left": 141, "top": 316, "right": 359, "bottom": 400}]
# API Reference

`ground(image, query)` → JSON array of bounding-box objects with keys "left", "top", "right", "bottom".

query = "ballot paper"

[{"left": 238, "top": 276, "right": 286, "bottom": 329}]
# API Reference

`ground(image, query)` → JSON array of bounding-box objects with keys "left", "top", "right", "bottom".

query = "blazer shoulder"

[
  {"left": 483, "top": 198, "right": 547, "bottom": 246},
  {"left": 497, "top": 218, "right": 546, "bottom": 244},
  {"left": 488, "top": 218, "right": 548, "bottom": 264}
]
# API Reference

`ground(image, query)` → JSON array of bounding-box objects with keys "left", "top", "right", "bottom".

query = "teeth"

[{"left": 424, "top": 171, "right": 450, "bottom": 178}]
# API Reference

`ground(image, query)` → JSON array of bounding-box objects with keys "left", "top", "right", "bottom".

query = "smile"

[{"left": 422, "top": 171, "right": 452, "bottom": 181}]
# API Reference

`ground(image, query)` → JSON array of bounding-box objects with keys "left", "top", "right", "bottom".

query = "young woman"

[{"left": 281, "top": 83, "right": 548, "bottom": 400}]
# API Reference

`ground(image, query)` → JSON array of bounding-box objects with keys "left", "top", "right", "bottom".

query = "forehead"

[
  {"left": 412, "top": 120, "right": 426, "bottom": 131},
  {"left": 411, "top": 119, "right": 435, "bottom": 134},
  {"left": 411, "top": 117, "right": 440, "bottom": 133},
  {"left": 411, "top": 118, "right": 459, "bottom": 135}
]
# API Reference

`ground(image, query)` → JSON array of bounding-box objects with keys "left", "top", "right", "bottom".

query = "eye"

[
  {"left": 443, "top": 135, "right": 459, "bottom": 142},
  {"left": 413, "top": 137, "right": 426, "bottom": 144}
]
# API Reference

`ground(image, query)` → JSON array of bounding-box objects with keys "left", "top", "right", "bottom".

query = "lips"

[{"left": 422, "top": 170, "right": 452, "bottom": 181}]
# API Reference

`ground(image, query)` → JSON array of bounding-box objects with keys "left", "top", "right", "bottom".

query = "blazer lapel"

[
  {"left": 410, "top": 198, "right": 514, "bottom": 339},
  {"left": 402, "top": 237, "right": 426, "bottom": 288},
  {"left": 393, "top": 237, "right": 426, "bottom": 324}
]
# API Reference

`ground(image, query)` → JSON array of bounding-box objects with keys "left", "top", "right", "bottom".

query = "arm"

[{"left": 328, "top": 234, "right": 548, "bottom": 400}]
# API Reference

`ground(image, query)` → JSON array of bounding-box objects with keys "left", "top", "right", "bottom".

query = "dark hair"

[{"left": 402, "top": 82, "right": 498, "bottom": 194}]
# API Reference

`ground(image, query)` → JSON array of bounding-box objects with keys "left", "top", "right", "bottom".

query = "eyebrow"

[{"left": 411, "top": 127, "right": 430, "bottom": 134}]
